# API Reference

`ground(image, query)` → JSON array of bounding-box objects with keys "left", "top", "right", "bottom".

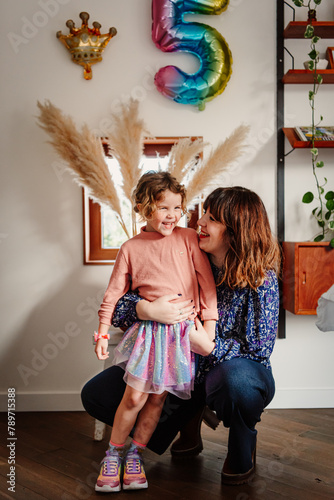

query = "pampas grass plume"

[
  {"left": 186, "top": 124, "right": 250, "bottom": 204},
  {"left": 36, "top": 100, "right": 130, "bottom": 238}
]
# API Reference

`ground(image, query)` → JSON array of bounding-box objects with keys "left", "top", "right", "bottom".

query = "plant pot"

[
  {"left": 282, "top": 241, "right": 334, "bottom": 315},
  {"left": 307, "top": 9, "right": 317, "bottom": 22}
]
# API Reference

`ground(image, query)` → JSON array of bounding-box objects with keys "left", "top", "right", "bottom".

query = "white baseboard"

[
  {"left": 0, "top": 388, "right": 333, "bottom": 412},
  {"left": 0, "top": 392, "right": 84, "bottom": 412},
  {"left": 267, "top": 387, "right": 334, "bottom": 409}
]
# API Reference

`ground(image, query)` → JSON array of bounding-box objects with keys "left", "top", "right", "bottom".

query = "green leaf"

[
  {"left": 307, "top": 60, "right": 315, "bottom": 71},
  {"left": 292, "top": 0, "right": 303, "bottom": 6},
  {"left": 317, "top": 74, "right": 323, "bottom": 84},
  {"left": 326, "top": 199, "right": 334, "bottom": 211},
  {"left": 329, "top": 221, "right": 334, "bottom": 229},
  {"left": 312, "top": 207, "right": 318, "bottom": 215},
  {"left": 316, "top": 161, "right": 324, "bottom": 168},
  {"left": 325, "top": 211, "right": 331, "bottom": 220},
  {"left": 312, "top": 36, "right": 320, "bottom": 44},
  {"left": 325, "top": 191, "right": 334, "bottom": 200},
  {"left": 314, "top": 0, "right": 322, "bottom": 5},
  {"left": 330, "top": 238, "right": 334, "bottom": 248},
  {"left": 319, "top": 186, "right": 324, "bottom": 195},
  {"left": 302, "top": 192, "right": 314, "bottom": 203},
  {"left": 314, "top": 234, "right": 324, "bottom": 242},
  {"left": 309, "top": 49, "right": 318, "bottom": 60},
  {"left": 304, "top": 25, "right": 314, "bottom": 38},
  {"left": 311, "top": 147, "right": 318, "bottom": 156}
]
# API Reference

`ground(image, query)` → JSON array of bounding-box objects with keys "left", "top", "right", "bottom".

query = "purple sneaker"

[
  {"left": 95, "top": 449, "right": 123, "bottom": 492},
  {"left": 123, "top": 448, "right": 148, "bottom": 490}
]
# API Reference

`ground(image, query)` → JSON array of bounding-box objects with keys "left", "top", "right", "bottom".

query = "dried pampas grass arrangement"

[
  {"left": 36, "top": 98, "right": 249, "bottom": 240},
  {"left": 36, "top": 100, "right": 130, "bottom": 238}
]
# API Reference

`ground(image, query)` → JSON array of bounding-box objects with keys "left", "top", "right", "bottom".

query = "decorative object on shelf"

[
  {"left": 295, "top": 125, "right": 334, "bottom": 141},
  {"left": 36, "top": 99, "right": 249, "bottom": 239},
  {"left": 291, "top": 0, "right": 318, "bottom": 21},
  {"left": 151, "top": 0, "right": 232, "bottom": 111},
  {"left": 327, "top": 46, "right": 334, "bottom": 68},
  {"left": 56, "top": 12, "right": 117, "bottom": 80},
  {"left": 291, "top": 0, "right": 334, "bottom": 247},
  {"left": 307, "top": 8, "right": 317, "bottom": 22},
  {"left": 303, "top": 58, "right": 328, "bottom": 69}
]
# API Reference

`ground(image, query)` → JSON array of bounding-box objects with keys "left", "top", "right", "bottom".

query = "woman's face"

[{"left": 197, "top": 208, "right": 228, "bottom": 265}]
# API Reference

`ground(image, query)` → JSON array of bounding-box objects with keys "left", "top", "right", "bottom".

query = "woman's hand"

[
  {"left": 136, "top": 294, "right": 195, "bottom": 324},
  {"left": 189, "top": 318, "right": 216, "bottom": 356}
]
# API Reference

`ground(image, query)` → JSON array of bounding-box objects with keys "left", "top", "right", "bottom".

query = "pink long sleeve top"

[{"left": 98, "top": 226, "right": 218, "bottom": 326}]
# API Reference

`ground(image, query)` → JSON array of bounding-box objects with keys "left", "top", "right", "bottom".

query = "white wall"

[{"left": 0, "top": 0, "right": 333, "bottom": 411}]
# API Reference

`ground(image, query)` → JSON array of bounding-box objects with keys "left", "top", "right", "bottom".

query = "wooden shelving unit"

[{"left": 276, "top": 3, "right": 334, "bottom": 329}]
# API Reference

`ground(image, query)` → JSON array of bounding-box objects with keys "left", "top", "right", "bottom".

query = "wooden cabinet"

[{"left": 282, "top": 242, "right": 334, "bottom": 315}]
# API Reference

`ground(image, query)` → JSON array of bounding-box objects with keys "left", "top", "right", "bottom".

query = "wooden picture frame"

[{"left": 327, "top": 46, "right": 334, "bottom": 69}]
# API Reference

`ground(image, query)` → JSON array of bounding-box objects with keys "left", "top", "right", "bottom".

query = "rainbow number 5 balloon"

[{"left": 152, "top": 0, "right": 232, "bottom": 110}]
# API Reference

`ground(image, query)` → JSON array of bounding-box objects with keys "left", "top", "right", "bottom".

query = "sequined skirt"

[{"left": 113, "top": 320, "right": 195, "bottom": 400}]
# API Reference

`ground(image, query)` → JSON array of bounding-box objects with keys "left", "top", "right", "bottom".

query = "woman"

[{"left": 81, "top": 186, "right": 281, "bottom": 485}]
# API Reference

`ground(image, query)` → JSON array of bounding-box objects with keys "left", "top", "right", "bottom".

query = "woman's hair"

[
  {"left": 203, "top": 186, "right": 281, "bottom": 289},
  {"left": 133, "top": 171, "right": 187, "bottom": 220}
]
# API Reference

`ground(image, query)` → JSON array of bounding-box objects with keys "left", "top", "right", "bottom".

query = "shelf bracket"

[
  {"left": 284, "top": 1, "right": 296, "bottom": 22},
  {"left": 284, "top": 46, "right": 295, "bottom": 70},
  {"left": 284, "top": 146, "right": 295, "bottom": 157}
]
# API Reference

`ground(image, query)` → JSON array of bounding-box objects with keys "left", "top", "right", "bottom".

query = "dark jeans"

[{"left": 81, "top": 358, "right": 275, "bottom": 472}]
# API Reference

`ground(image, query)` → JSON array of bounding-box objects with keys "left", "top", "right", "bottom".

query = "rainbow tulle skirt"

[{"left": 113, "top": 320, "right": 195, "bottom": 400}]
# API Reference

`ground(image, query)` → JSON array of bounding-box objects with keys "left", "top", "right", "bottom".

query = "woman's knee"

[{"left": 205, "top": 359, "right": 274, "bottom": 421}]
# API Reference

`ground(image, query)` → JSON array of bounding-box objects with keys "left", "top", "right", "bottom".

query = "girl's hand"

[
  {"left": 95, "top": 338, "right": 109, "bottom": 360},
  {"left": 136, "top": 294, "right": 195, "bottom": 324},
  {"left": 189, "top": 318, "right": 216, "bottom": 356}
]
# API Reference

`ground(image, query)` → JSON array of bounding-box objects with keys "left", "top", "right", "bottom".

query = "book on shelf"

[{"left": 295, "top": 126, "right": 334, "bottom": 141}]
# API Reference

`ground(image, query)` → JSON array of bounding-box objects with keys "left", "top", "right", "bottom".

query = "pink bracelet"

[{"left": 94, "top": 331, "right": 110, "bottom": 342}]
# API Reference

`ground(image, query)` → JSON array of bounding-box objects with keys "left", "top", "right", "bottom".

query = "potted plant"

[{"left": 292, "top": 0, "right": 334, "bottom": 247}]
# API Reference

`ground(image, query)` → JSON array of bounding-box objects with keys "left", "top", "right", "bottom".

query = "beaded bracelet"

[{"left": 93, "top": 331, "right": 110, "bottom": 342}]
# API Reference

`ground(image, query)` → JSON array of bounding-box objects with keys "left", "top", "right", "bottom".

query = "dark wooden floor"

[{"left": 0, "top": 408, "right": 334, "bottom": 499}]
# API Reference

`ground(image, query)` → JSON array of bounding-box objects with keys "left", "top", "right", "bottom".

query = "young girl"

[{"left": 94, "top": 171, "right": 217, "bottom": 492}]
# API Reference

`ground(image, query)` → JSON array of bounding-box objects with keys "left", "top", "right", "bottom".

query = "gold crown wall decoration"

[{"left": 56, "top": 12, "right": 117, "bottom": 80}]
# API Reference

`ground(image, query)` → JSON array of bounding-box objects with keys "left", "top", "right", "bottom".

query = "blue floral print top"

[{"left": 112, "top": 263, "right": 279, "bottom": 383}]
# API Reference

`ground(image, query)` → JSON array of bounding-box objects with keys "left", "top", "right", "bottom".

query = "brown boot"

[
  {"left": 221, "top": 447, "right": 256, "bottom": 485},
  {"left": 171, "top": 406, "right": 220, "bottom": 457}
]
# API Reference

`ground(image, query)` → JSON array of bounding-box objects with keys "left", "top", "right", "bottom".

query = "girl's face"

[
  {"left": 145, "top": 190, "right": 183, "bottom": 236},
  {"left": 197, "top": 208, "right": 228, "bottom": 266}
]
